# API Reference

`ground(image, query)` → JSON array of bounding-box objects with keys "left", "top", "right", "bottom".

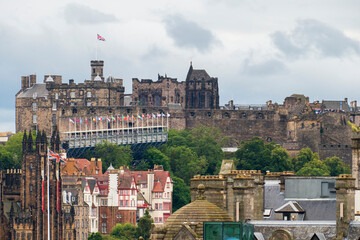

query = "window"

[
  {"left": 82, "top": 219, "right": 84, "bottom": 228},
  {"left": 125, "top": 200, "right": 128, "bottom": 206},
  {"left": 102, "top": 213, "right": 107, "bottom": 218},
  {"left": 32, "top": 102, "right": 37, "bottom": 111},
  {"left": 159, "top": 193, "right": 162, "bottom": 199},
  {"left": 117, "top": 213, "right": 122, "bottom": 218},
  {"left": 52, "top": 103, "right": 57, "bottom": 111},
  {"left": 154, "top": 217, "right": 158, "bottom": 223},
  {"left": 120, "top": 200, "right": 123, "bottom": 206},
  {"left": 55, "top": 93, "right": 58, "bottom": 99},
  {"left": 30, "top": 185, "right": 33, "bottom": 192},
  {"left": 159, "top": 203, "right": 162, "bottom": 210},
  {"left": 155, "top": 203, "right": 158, "bottom": 210},
  {"left": 159, "top": 217, "right": 162, "bottom": 222},
  {"left": 33, "top": 115, "right": 37, "bottom": 124},
  {"left": 87, "top": 91, "right": 92, "bottom": 98},
  {"left": 70, "top": 92, "right": 75, "bottom": 98},
  {"left": 101, "top": 222, "right": 107, "bottom": 233}
]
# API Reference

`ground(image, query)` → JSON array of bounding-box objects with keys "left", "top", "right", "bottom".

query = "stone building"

[
  {"left": 132, "top": 75, "right": 186, "bottom": 108},
  {"left": 15, "top": 60, "right": 360, "bottom": 165},
  {"left": 15, "top": 60, "right": 125, "bottom": 134},
  {"left": 185, "top": 63, "right": 219, "bottom": 109},
  {"left": 0, "top": 129, "right": 69, "bottom": 240}
]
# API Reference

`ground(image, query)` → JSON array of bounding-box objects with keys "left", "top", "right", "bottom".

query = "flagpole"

[{"left": 47, "top": 149, "right": 51, "bottom": 240}]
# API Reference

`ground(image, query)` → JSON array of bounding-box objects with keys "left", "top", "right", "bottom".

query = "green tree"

[
  {"left": 163, "top": 146, "right": 207, "bottom": 184},
  {"left": 189, "top": 127, "right": 228, "bottom": 175},
  {"left": 111, "top": 223, "right": 138, "bottom": 240},
  {"left": 324, "top": 156, "right": 351, "bottom": 176},
  {"left": 137, "top": 210, "right": 153, "bottom": 240},
  {"left": 144, "top": 147, "right": 170, "bottom": 171},
  {"left": 269, "top": 147, "right": 293, "bottom": 172},
  {"left": 88, "top": 141, "right": 133, "bottom": 172},
  {"left": 293, "top": 147, "right": 319, "bottom": 172},
  {"left": 235, "top": 137, "right": 277, "bottom": 172},
  {"left": 172, "top": 176, "right": 191, "bottom": 212},
  {"left": 296, "top": 159, "right": 330, "bottom": 176},
  {"left": 88, "top": 232, "right": 103, "bottom": 240}
]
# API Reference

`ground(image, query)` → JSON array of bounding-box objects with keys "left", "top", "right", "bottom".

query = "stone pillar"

[
  {"left": 252, "top": 171, "right": 264, "bottom": 220},
  {"left": 351, "top": 137, "right": 360, "bottom": 189},
  {"left": 336, "top": 174, "right": 355, "bottom": 240},
  {"left": 233, "top": 175, "right": 255, "bottom": 222}
]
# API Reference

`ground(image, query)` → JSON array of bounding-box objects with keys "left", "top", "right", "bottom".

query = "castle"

[
  {"left": 15, "top": 60, "right": 360, "bottom": 164},
  {"left": 0, "top": 129, "right": 73, "bottom": 240}
]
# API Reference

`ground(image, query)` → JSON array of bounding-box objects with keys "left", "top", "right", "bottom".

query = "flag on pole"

[
  {"left": 48, "top": 148, "right": 66, "bottom": 163},
  {"left": 69, "top": 118, "right": 74, "bottom": 124},
  {"left": 97, "top": 34, "right": 106, "bottom": 41}
]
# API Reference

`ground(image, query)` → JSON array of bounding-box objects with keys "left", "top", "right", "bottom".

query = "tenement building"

[{"left": 15, "top": 60, "right": 360, "bottom": 165}]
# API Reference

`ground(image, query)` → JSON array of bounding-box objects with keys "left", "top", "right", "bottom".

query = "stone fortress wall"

[{"left": 15, "top": 60, "right": 360, "bottom": 165}]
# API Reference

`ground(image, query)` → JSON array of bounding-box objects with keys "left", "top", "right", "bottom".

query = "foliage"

[
  {"left": 137, "top": 210, "right": 153, "bottom": 240},
  {"left": 293, "top": 147, "right": 319, "bottom": 172},
  {"left": 235, "top": 137, "right": 293, "bottom": 172},
  {"left": 0, "top": 131, "right": 36, "bottom": 170},
  {"left": 144, "top": 147, "right": 170, "bottom": 171},
  {"left": 163, "top": 146, "right": 207, "bottom": 185},
  {"left": 110, "top": 223, "right": 138, "bottom": 240},
  {"left": 172, "top": 176, "right": 191, "bottom": 212},
  {"left": 296, "top": 159, "right": 330, "bottom": 176},
  {"left": 324, "top": 156, "right": 351, "bottom": 176},
  {"left": 88, "top": 233, "right": 103, "bottom": 240},
  {"left": 88, "top": 141, "right": 133, "bottom": 172},
  {"left": 348, "top": 121, "right": 360, "bottom": 133}
]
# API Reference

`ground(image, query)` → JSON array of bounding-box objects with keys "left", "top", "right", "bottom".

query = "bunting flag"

[
  {"left": 147, "top": 114, "right": 151, "bottom": 118},
  {"left": 167, "top": 113, "right": 171, "bottom": 117},
  {"left": 112, "top": 116, "right": 116, "bottom": 122},
  {"left": 117, "top": 116, "right": 121, "bottom": 121},
  {"left": 132, "top": 115, "right": 136, "bottom": 120},
  {"left": 157, "top": 113, "right": 161, "bottom": 117},
  {"left": 97, "top": 34, "right": 106, "bottom": 41},
  {"left": 93, "top": 117, "right": 96, "bottom": 122},
  {"left": 75, "top": 118, "right": 80, "bottom": 123},
  {"left": 69, "top": 118, "right": 74, "bottom": 124},
  {"left": 80, "top": 118, "right": 83, "bottom": 124},
  {"left": 162, "top": 113, "right": 165, "bottom": 117},
  {"left": 85, "top": 119, "right": 88, "bottom": 124},
  {"left": 142, "top": 114, "right": 145, "bottom": 119},
  {"left": 138, "top": 115, "right": 142, "bottom": 120},
  {"left": 107, "top": 118, "right": 111, "bottom": 122},
  {"left": 152, "top": 114, "right": 156, "bottom": 118}
]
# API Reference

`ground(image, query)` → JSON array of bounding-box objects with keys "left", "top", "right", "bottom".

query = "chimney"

[
  {"left": 335, "top": 175, "right": 355, "bottom": 239},
  {"left": 351, "top": 137, "right": 360, "bottom": 188},
  {"left": 29, "top": 74, "right": 36, "bottom": 87},
  {"left": 21, "top": 76, "right": 29, "bottom": 90}
]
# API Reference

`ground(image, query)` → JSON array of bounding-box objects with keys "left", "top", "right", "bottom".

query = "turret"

[{"left": 91, "top": 60, "right": 104, "bottom": 81}]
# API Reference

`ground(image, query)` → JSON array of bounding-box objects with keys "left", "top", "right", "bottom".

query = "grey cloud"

[
  {"left": 242, "top": 57, "right": 287, "bottom": 76},
  {"left": 64, "top": 3, "right": 118, "bottom": 25},
  {"left": 142, "top": 45, "right": 168, "bottom": 60},
  {"left": 271, "top": 19, "right": 360, "bottom": 59},
  {"left": 163, "top": 15, "right": 219, "bottom": 52}
]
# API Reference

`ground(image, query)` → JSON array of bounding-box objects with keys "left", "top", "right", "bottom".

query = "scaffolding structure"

[{"left": 60, "top": 114, "right": 169, "bottom": 158}]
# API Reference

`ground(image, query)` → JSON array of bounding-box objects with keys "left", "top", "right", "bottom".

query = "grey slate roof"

[
  {"left": 264, "top": 179, "right": 336, "bottom": 221},
  {"left": 322, "top": 100, "right": 350, "bottom": 111},
  {"left": 17, "top": 84, "right": 48, "bottom": 98},
  {"left": 188, "top": 69, "right": 211, "bottom": 81}
]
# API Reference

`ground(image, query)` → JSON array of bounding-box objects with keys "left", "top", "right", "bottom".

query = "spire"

[
  {"left": 186, "top": 62, "right": 193, "bottom": 82},
  {"left": 22, "top": 130, "right": 27, "bottom": 152},
  {"left": 27, "top": 130, "right": 33, "bottom": 152}
]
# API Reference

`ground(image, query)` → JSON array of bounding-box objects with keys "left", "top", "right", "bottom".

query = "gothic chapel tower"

[{"left": 10, "top": 129, "right": 63, "bottom": 240}]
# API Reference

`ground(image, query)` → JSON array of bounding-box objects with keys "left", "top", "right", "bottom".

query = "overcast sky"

[{"left": 1, "top": 0, "right": 360, "bottom": 132}]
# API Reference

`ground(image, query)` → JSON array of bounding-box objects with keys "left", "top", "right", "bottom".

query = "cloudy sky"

[{"left": 1, "top": 0, "right": 360, "bottom": 132}]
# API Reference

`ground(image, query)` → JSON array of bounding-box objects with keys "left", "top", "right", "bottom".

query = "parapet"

[
  {"left": 192, "top": 175, "right": 224, "bottom": 180},
  {"left": 336, "top": 174, "right": 356, "bottom": 189},
  {"left": 6, "top": 169, "right": 22, "bottom": 174}
]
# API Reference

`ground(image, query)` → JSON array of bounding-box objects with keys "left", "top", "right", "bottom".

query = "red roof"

[
  {"left": 125, "top": 168, "right": 171, "bottom": 192},
  {"left": 152, "top": 181, "right": 163, "bottom": 192}
]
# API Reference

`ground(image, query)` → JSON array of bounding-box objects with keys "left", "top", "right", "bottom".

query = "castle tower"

[
  {"left": 91, "top": 60, "right": 104, "bottom": 81},
  {"left": 185, "top": 63, "right": 219, "bottom": 109}
]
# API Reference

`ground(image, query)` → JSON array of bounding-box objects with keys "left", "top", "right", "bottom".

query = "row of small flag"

[{"left": 69, "top": 113, "right": 170, "bottom": 124}]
